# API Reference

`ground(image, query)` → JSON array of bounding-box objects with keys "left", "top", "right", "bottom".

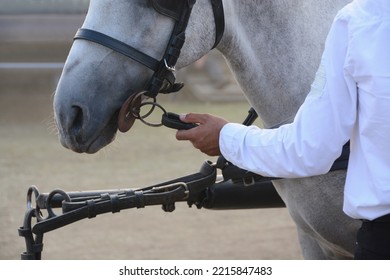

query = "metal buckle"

[
  {"left": 152, "top": 182, "right": 189, "bottom": 200},
  {"left": 164, "top": 59, "right": 176, "bottom": 72}
]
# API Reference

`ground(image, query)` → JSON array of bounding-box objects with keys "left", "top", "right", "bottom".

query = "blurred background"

[
  {"left": 0, "top": 0, "right": 88, "bottom": 95},
  {"left": 0, "top": 0, "right": 301, "bottom": 260}
]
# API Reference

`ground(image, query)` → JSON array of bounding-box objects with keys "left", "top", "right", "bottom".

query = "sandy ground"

[{"left": 0, "top": 87, "right": 303, "bottom": 260}]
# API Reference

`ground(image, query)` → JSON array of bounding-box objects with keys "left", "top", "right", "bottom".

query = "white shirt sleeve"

[{"left": 219, "top": 14, "right": 358, "bottom": 178}]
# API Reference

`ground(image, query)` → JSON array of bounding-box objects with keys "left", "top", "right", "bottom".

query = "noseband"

[{"left": 73, "top": 0, "right": 224, "bottom": 132}]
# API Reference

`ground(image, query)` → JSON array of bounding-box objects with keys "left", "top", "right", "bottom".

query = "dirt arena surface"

[{"left": 0, "top": 85, "right": 302, "bottom": 260}]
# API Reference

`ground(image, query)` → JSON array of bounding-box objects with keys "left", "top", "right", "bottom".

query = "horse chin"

[
  {"left": 62, "top": 129, "right": 117, "bottom": 154},
  {"left": 84, "top": 132, "right": 116, "bottom": 154},
  {"left": 86, "top": 125, "right": 118, "bottom": 154}
]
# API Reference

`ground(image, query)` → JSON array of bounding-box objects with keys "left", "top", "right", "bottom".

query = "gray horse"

[{"left": 54, "top": 0, "right": 359, "bottom": 259}]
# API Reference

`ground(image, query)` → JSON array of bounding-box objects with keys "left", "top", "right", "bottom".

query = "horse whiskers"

[{"left": 43, "top": 113, "right": 59, "bottom": 136}]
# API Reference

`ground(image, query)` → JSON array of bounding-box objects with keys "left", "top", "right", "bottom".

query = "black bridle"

[{"left": 73, "top": 0, "right": 224, "bottom": 131}]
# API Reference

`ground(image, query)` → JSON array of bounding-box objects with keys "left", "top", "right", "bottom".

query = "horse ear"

[{"left": 151, "top": 0, "right": 185, "bottom": 20}]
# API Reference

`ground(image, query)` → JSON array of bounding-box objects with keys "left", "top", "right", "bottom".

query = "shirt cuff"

[{"left": 219, "top": 123, "right": 250, "bottom": 162}]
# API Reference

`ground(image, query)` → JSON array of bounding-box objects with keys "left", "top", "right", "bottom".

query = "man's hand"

[{"left": 176, "top": 113, "right": 228, "bottom": 156}]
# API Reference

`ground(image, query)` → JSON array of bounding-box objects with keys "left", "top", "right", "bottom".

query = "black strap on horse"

[{"left": 74, "top": 0, "right": 224, "bottom": 98}]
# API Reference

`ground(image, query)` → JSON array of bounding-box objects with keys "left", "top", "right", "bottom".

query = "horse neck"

[{"left": 218, "top": 0, "right": 347, "bottom": 128}]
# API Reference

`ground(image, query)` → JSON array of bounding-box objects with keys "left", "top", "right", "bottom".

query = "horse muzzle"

[{"left": 55, "top": 100, "right": 118, "bottom": 154}]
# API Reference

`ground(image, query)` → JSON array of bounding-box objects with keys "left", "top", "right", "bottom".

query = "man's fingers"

[
  {"left": 175, "top": 113, "right": 226, "bottom": 157},
  {"left": 176, "top": 127, "right": 196, "bottom": 141}
]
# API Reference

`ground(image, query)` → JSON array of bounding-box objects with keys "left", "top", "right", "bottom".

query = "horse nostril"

[{"left": 70, "top": 105, "right": 84, "bottom": 134}]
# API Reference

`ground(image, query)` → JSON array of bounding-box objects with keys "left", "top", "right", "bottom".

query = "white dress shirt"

[{"left": 219, "top": 0, "right": 390, "bottom": 220}]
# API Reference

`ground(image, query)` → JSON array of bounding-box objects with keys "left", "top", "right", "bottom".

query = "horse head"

[{"left": 54, "top": 0, "right": 222, "bottom": 153}]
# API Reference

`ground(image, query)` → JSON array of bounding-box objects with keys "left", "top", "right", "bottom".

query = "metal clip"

[
  {"left": 164, "top": 59, "right": 176, "bottom": 72},
  {"left": 243, "top": 176, "right": 255, "bottom": 187},
  {"left": 152, "top": 182, "right": 189, "bottom": 200}
]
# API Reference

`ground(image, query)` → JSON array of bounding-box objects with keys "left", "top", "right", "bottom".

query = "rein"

[
  {"left": 19, "top": 161, "right": 217, "bottom": 260},
  {"left": 74, "top": 0, "right": 225, "bottom": 132}
]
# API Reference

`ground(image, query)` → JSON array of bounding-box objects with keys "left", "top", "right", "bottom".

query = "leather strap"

[
  {"left": 74, "top": 28, "right": 160, "bottom": 71},
  {"left": 211, "top": 0, "right": 225, "bottom": 49},
  {"left": 74, "top": 0, "right": 224, "bottom": 97}
]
